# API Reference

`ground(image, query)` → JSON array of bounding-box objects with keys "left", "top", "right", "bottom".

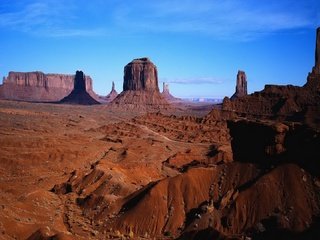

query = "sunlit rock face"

[
  {"left": 231, "top": 70, "right": 247, "bottom": 100},
  {"left": 123, "top": 57, "right": 159, "bottom": 92},
  {"left": 111, "top": 57, "right": 169, "bottom": 111}
]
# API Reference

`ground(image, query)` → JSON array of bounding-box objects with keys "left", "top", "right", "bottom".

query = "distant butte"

[
  {"left": 111, "top": 57, "right": 169, "bottom": 110},
  {"left": 161, "top": 82, "right": 180, "bottom": 102},
  {"left": 0, "top": 71, "right": 99, "bottom": 102},
  {"left": 102, "top": 81, "right": 118, "bottom": 102},
  {"left": 59, "top": 70, "right": 100, "bottom": 105}
]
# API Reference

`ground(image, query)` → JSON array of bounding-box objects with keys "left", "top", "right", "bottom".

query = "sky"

[{"left": 0, "top": 0, "right": 320, "bottom": 98}]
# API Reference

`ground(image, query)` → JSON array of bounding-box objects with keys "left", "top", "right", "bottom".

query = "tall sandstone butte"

[
  {"left": 123, "top": 57, "right": 159, "bottom": 91},
  {"left": 112, "top": 58, "right": 169, "bottom": 110},
  {"left": 0, "top": 71, "right": 99, "bottom": 102},
  {"left": 231, "top": 70, "right": 247, "bottom": 100},
  {"left": 59, "top": 71, "right": 100, "bottom": 105}
]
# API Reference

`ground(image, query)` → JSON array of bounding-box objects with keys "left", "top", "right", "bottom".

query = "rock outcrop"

[
  {"left": 123, "top": 57, "right": 159, "bottom": 91},
  {"left": 0, "top": 71, "right": 99, "bottom": 102},
  {"left": 111, "top": 58, "right": 169, "bottom": 111},
  {"left": 230, "top": 70, "right": 247, "bottom": 100},
  {"left": 100, "top": 81, "right": 118, "bottom": 102},
  {"left": 161, "top": 82, "right": 180, "bottom": 102},
  {"left": 221, "top": 28, "right": 320, "bottom": 128},
  {"left": 305, "top": 27, "right": 320, "bottom": 90},
  {"left": 59, "top": 71, "right": 100, "bottom": 105}
]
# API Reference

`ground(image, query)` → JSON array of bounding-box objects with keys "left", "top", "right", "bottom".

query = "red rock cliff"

[
  {"left": 0, "top": 71, "right": 98, "bottom": 102},
  {"left": 123, "top": 58, "right": 159, "bottom": 92}
]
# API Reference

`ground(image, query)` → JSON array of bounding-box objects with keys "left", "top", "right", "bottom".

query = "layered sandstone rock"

[
  {"left": 111, "top": 58, "right": 169, "bottom": 110},
  {"left": 230, "top": 70, "right": 247, "bottom": 100},
  {"left": 59, "top": 71, "right": 100, "bottom": 105},
  {"left": 123, "top": 57, "right": 159, "bottom": 91},
  {"left": 0, "top": 71, "right": 99, "bottom": 102},
  {"left": 222, "top": 28, "right": 320, "bottom": 127}
]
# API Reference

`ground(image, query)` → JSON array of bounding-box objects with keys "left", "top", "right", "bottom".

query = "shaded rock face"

[
  {"left": 231, "top": 70, "right": 247, "bottom": 99},
  {"left": 73, "top": 70, "right": 86, "bottom": 90},
  {"left": 306, "top": 27, "right": 320, "bottom": 90},
  {"left": 0, "top": 71, "right": 99, "bottom": 102},
  {"left": 123, "top": 58, "right": 159, "bottom": 92},
  {"left": 111, "top": 58, "right": 169, "bottom": 111},
  {"left": 222, "top": 28, "right": 320, "bottom": 128},
  {"left": 59, "top": 71, "right": 100, "bottom": 105}
]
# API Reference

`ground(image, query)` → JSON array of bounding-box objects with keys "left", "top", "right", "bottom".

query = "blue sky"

[{"left": 0, "top": 0, "right": 319, "bottom": 98}]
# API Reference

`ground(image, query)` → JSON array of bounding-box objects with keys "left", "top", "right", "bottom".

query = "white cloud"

[
  {"left": 162, "top": 77, "right": 224, "bottom": 85},
  {"left": 0, "top": 0, "right": 104, "bottom": 37},
  {"left": 0, "top": 0, "right": 319, "bottom": 40}
]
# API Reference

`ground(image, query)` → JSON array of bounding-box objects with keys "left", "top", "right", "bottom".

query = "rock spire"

[
  {"left": 231, "top": 70, "right": 247, "bottom": 100},
  {"left": 59, "top": 71, "right": 100, "bottom": 105}
]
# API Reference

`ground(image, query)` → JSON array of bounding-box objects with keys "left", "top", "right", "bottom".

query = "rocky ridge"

[{"left": 222, "top": 28, "right": 320, "bottom": 128}]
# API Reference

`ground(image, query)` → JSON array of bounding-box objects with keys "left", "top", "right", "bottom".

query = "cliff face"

[
  {"left": 231, "top": 71, "right": 247, "bottom": 100},
  {"left": 123, "top": 58, "right": 159, "bottom": 92},
  {"left": 221, "top": 28, "right": 320, "bottom": 128},
  {"left": 112, "top": 58, "right": 169, "bottom": 111},
  {"left": 0, "top": 71, "right": 98, "bottom": 102}
]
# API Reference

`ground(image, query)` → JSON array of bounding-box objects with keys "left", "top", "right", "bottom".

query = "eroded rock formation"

[
  {"left": 0, "top": 71, "right": 99, "bottom": 102},
  {"left": 123, "top": 57, "right": 159, "bottom": 91},
  {"left": 161, "top": 82, "right": 180, "bottom": 102},
  {"left": 111, "top": 58, "right": 169, "bottom": 110},
  {"left": 59, "top": 71, "right": 100, "bottom": 105},
  {"left": 222, "top": 28, "right": 320, "bottom": 128},
  {"left": 101, "top": 81, "right": 118, "bottom": 102},
  {"left": 230, "top": 70, "right": 247, "bottom": 99}
]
